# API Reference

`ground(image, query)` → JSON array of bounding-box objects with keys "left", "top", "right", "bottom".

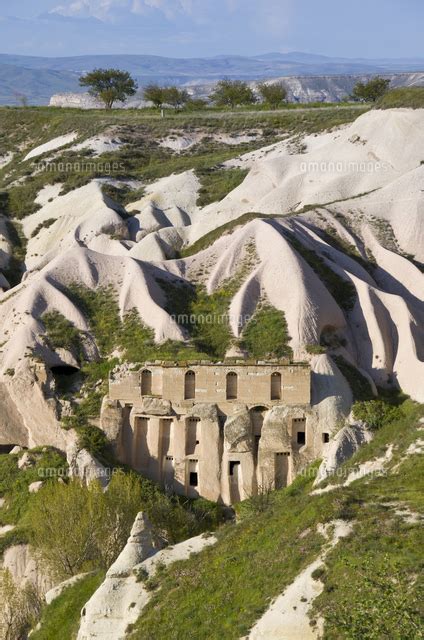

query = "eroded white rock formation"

[{"left": 77, "top": 512, "right": 216, "bottom": 640}]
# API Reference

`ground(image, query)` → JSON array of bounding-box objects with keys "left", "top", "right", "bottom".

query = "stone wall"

[
  {"left": 102, "top": 362, "right": 321, "bottom": 504},
  {"left": 109, "top": 362, "right": 311, "bottom": 408}
]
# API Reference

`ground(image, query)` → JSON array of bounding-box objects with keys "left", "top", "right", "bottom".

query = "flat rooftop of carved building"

[{"left": 139, "top": 359, "right": 309, "bottom": 367}]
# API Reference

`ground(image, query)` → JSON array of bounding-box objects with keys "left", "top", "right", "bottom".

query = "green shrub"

[
  {"left": 311, "top": 565, "right": 327, "bottom": 581},
  {"left": 31, "top": 218, "right": 56, "bottom": 238},
  {"left": 25, "top": 474, "right": 142, "bottom": 579},
  {"left": 285, "top": 234, "right": 357, "bottom": 311},
  {"left": 75, "top": 425, "right": 112, "bottom": 464},
  {"left": 305, "top": 344, "right": 327, "bottom": 355},
  {"left": 42, "top": 310, "right": 83, "bottom": 359},
  {"left": 240, "top": 304, "right": 292, "bottom": 359},
  {"left": 352, "top": 399, "right": 401, "bottom": 431}
]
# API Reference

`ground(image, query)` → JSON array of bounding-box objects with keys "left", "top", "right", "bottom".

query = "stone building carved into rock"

[{"left": 100, "top": 360, "right": 329, "bottom": 504}]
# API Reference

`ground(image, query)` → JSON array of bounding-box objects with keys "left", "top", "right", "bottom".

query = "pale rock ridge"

[
  {"left": 45, "top": 572, "right": 96, "bottom": 605},
  {"left": 77, "top": 512, "right": 216, "bottom": 640},
  {"left": 66, "top": 440, "right": 110, "bottom": 488},
  {"left": 2, "top": 544, "right": 54, "bottom": 595},
  {"left": 314, "top": 421, "right": 373, "bottom": 485},
  {"left": 247, "top": 520, "right": 353, "bottom": 639},
  {"left": 312, "top": 444, "right": 395, "bottom": 495},
  {"left": 24, "top": 132, "right": 78, "bottom": 161}
]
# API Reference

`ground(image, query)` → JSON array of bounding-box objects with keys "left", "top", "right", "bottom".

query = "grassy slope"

[
  {"left": 0, "top": 105, "right": 367, "bottom": 194},
  {"left": 30, "top": 572, "right": 104, "bottom": 640},
  {"left": 0, "top": 448, "right": 67, "bottom": 556},
  {"left": 376, "top": 87, "right": 424, "bottom": 110},
  {"left": 130, "top": 400, "right": 424, "bottom": 640}
]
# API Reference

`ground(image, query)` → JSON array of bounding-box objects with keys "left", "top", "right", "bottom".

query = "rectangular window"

[
  {"left": 229, "top": 460, "right": 240, "bottom": 476},
  {"left": 297, "top": 431, "right": 306, "bottom": 445},
  {"left": 322, "top": 433, "right": 330, "bottom": 443},
  {"left": 189, "top": 471, "right": 198, "bottom": 487},
  {"left": 186, "top": 418, "right": 200, "bottom": 455}
]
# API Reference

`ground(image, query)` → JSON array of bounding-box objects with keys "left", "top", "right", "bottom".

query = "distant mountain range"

[{"left": 1, "top": 52, "right": 424, "bottom": 106}]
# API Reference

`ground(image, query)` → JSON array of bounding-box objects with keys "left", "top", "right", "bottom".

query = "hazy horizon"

[{"left": 0, "top": 0, "right": 423, "bottom": 59}]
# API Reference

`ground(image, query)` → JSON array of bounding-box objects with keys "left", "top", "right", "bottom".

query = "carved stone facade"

[{"left": 100, "top": 361, "right": 328, "bottom": 504}]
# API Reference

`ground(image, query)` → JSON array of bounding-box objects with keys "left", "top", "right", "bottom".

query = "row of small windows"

[{"left": 141, "top": 369, "right": 284, "bottom": 400}]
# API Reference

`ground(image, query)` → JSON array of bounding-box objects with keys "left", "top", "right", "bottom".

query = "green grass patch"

[
  {"left": 196, "top": 167, "right": 248, "bottom": 207},
  {"left": 31, "top": 217, "right": 57, "bottom": 238},
  {"left": 239, "top": 304, "right": 292, "bottom": 359},
  {"left": 376, "top": 87, "right": 424, "bottom": 110},
  {"left": 180, "top": 212, "right": 274, "bottom": 257},
  {"left": 285, "top": 232, "right": 357, "bottom": 311},
  {"left": 42, "top": 310, "right": 83, "bottom": 360},
  {"left": 31, "top": 571, "right": 105, "bottom": 640}
]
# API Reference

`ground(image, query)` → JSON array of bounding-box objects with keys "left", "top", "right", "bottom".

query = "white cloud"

[
  {"left": 48, "top": 0, "right": 292, "bottom": 41},
  {"left": 50, "top": 0, "right": 130, "bottom": 21},
  {"left": 51, "top": 0, "right": 240, "bottom": 22}
]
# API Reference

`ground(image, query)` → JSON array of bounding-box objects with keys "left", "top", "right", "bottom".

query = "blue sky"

[{"left": 0, "top": 0, "right": 423, "bottom": 58}]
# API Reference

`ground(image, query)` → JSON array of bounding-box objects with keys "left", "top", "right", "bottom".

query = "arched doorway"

[
  {"left": 141, "top": 369, "right": 152, "bottom": 395},
  {"left": 226, "top": 372, "right": 238, "bottom": 399},
  {"left": 184, "top": 370, "right": 196, "bottom": 400},
  {"left": 271, "top": 372, "right": 281, "bottom": 400}
]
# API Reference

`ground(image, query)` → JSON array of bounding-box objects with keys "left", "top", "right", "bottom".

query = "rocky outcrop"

[
  {"left": 2, "top": 545, "right": 54, "bottom": 595},
  {"left": 77, "top": 512, "right": 216, "bottom": 640},
  {"left": 314, "top": 422, "right": 373, "bottom": 486},
  {"left": 0, "top": 361, "right": 68, "bottom": 450},
  {"left": 136, "top": 396, "right": 172, "bottom": 416},
  {"left": 100, "top": 397, "right": 124, "bottom": 445},
  {"left": 49, "top": 93, "right": 104, "bottom": 109},
  {"left": 66, "top": 438, "right": 110, "bottom": 488},
  {"left": 224, "top": 408, "right": 253, "bottom": 453}
]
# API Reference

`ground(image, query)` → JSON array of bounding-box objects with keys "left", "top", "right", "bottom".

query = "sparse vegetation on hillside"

[
  {"left": 318, "top": 224, "right": 376, "bottom": 275},
  {"left": 30, "top": 571, "right": 105, "bottom": 640},
  {"left": 180, "top": 212, "right": 275, "bottom": 257},
  {"left": 376, "top": 86, "right": 424, "bottom": 109},
  {"left": 284, "top": 233, "right": 357, "bottom": 311},
  {"left": 0, "top": 104, "right": 368, "bottom": 264},
  {"left": 129, "top": 400, "right": 424, "bottom": 640},
  {"left": 0, "top": 448, "right": 67, "bottom": 533},
  {"left": 42, "top": 310, "right": 83, "bottom": 360},
  {"left": 196, "top": 166, "right": 248, "bottom": 207},
  {"left": 2, "top": 218, "right": 27, "bottom": 287}
]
